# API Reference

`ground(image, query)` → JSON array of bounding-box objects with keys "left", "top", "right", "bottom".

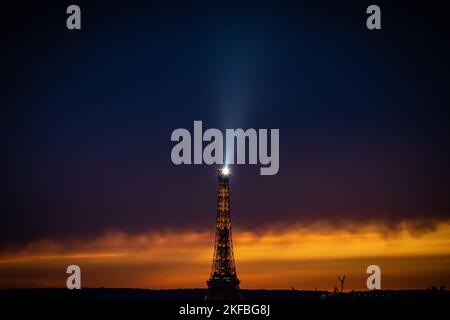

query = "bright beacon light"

[{"left": 221, "top": 167, "right": 230, "bottom": 176}]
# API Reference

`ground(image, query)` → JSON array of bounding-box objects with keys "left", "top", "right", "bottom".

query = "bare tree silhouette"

[{"left": 337, "top": 276, "right": 346, "bottom": 293}]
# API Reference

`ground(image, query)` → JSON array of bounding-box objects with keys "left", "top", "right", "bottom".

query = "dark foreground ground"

[
  {"left": 1, "top": 288, "right": 448, "bottom": 318},
  {"left": 1, "top": 287, "right": 449, "bottom": 301}
]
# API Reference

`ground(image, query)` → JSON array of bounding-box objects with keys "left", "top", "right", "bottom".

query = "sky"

[{"left": 1, "top": 1, "right": 449, "bottom": 290}]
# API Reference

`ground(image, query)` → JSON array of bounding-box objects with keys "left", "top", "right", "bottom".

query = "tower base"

[{"left": 205, "top": 278, "right": 242, "bottom": 300}]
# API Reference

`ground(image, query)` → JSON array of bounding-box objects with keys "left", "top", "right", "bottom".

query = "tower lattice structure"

[{"left": 205, "top": 170, "right": 242, "bottom": 300}]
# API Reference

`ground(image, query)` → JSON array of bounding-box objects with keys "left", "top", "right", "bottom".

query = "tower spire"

[{"left": 205, "top": 167, "right": 242, "bottom": 300}]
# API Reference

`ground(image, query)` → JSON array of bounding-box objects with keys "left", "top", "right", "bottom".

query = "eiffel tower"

[{"left": 205, "top": 167, "right": 242, "bottom": 300}]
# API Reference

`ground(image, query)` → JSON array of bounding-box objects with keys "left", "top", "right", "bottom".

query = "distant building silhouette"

[{"left": 205, "top": 168, "right": 242, "bottom": 300}]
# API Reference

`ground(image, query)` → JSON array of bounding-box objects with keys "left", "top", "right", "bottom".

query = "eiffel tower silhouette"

[{"left": 205, "top": 168, "right": 242, "bottom": 300}]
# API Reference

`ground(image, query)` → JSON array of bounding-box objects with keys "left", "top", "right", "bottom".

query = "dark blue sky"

[{"left": 1, "top": 1, "right": 449, "bottom": 244}]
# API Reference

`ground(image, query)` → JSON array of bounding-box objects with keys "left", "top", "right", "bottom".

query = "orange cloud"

[{"left": 1, "top": 221, "right": 449, "bottom": 290}]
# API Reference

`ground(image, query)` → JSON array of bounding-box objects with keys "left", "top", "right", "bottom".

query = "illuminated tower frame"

[{"left": 205, "top": 167, "right": 242, "bottom": 300}]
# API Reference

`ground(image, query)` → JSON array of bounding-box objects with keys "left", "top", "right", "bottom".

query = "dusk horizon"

[{"left": 1, "top": 167, "right": 449, "bottom": 291}]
